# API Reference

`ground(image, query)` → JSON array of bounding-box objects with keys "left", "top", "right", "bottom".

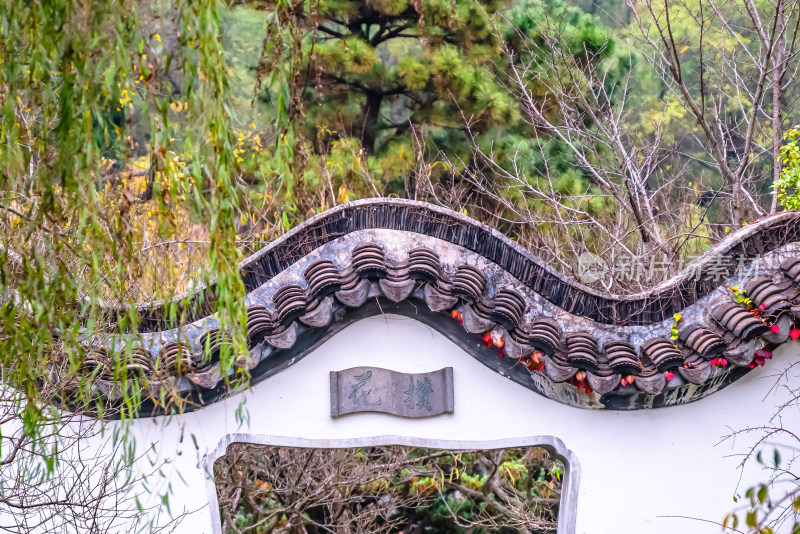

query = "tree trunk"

[
  {"left": 361, "top": 91, "right": 383, "bottom": 155},
  {"left": 771, "top": 0, "right": 786, "bottom": 214}
]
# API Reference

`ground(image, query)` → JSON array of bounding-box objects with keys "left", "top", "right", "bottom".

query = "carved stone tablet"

[{"left": 330, "top": 366, "right": 454, "bottom": 417}]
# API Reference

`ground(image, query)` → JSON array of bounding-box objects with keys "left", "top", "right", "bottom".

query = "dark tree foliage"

[{"left": 249, "top": 0, "right": 622, "bottom": 201}]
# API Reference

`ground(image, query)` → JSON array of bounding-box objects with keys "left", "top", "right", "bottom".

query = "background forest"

[
  {"left": 5, "top": 0, "right": 797, "bottom": 304},
  {"left": 134, "top": 0, "right": 800, "bottom": 293}
]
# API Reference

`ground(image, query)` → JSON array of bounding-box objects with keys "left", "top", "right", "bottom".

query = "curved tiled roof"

[
  {"left": 68, "top": 199, "right": 800, "bottom": 412},
  {"left": 121, "top": 199, "right": 800, "bottom": 330}
]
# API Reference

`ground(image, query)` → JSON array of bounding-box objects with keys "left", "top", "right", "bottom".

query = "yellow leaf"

[
  {"left": 338, "top": 185, "right": 349, "bottom": 204},
  {"left": 680, "top": 45, "right": 690, "bottom": 54}
]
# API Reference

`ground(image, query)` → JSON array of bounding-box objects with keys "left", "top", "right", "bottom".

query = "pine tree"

[{"left": 253, "top": 0, "right": 622, "bottom": 199}]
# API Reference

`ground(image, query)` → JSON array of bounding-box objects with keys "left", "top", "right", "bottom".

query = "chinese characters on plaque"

[{"left": 330, "top": 367, "right": 454, "bottom": 417}]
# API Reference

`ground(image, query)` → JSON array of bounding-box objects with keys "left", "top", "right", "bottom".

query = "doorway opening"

[{"left": 211, "top": 440, "right": 569, "bottom": 533}]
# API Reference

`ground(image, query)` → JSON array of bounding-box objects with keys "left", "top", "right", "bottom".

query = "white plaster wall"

[{"left": 126, "top": 314, "right": 800, "bottom": 534}]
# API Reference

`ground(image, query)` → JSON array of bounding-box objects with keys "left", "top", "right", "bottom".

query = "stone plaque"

[{"left": 330, "top": 366, "right": 454, "bottom": 417}]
